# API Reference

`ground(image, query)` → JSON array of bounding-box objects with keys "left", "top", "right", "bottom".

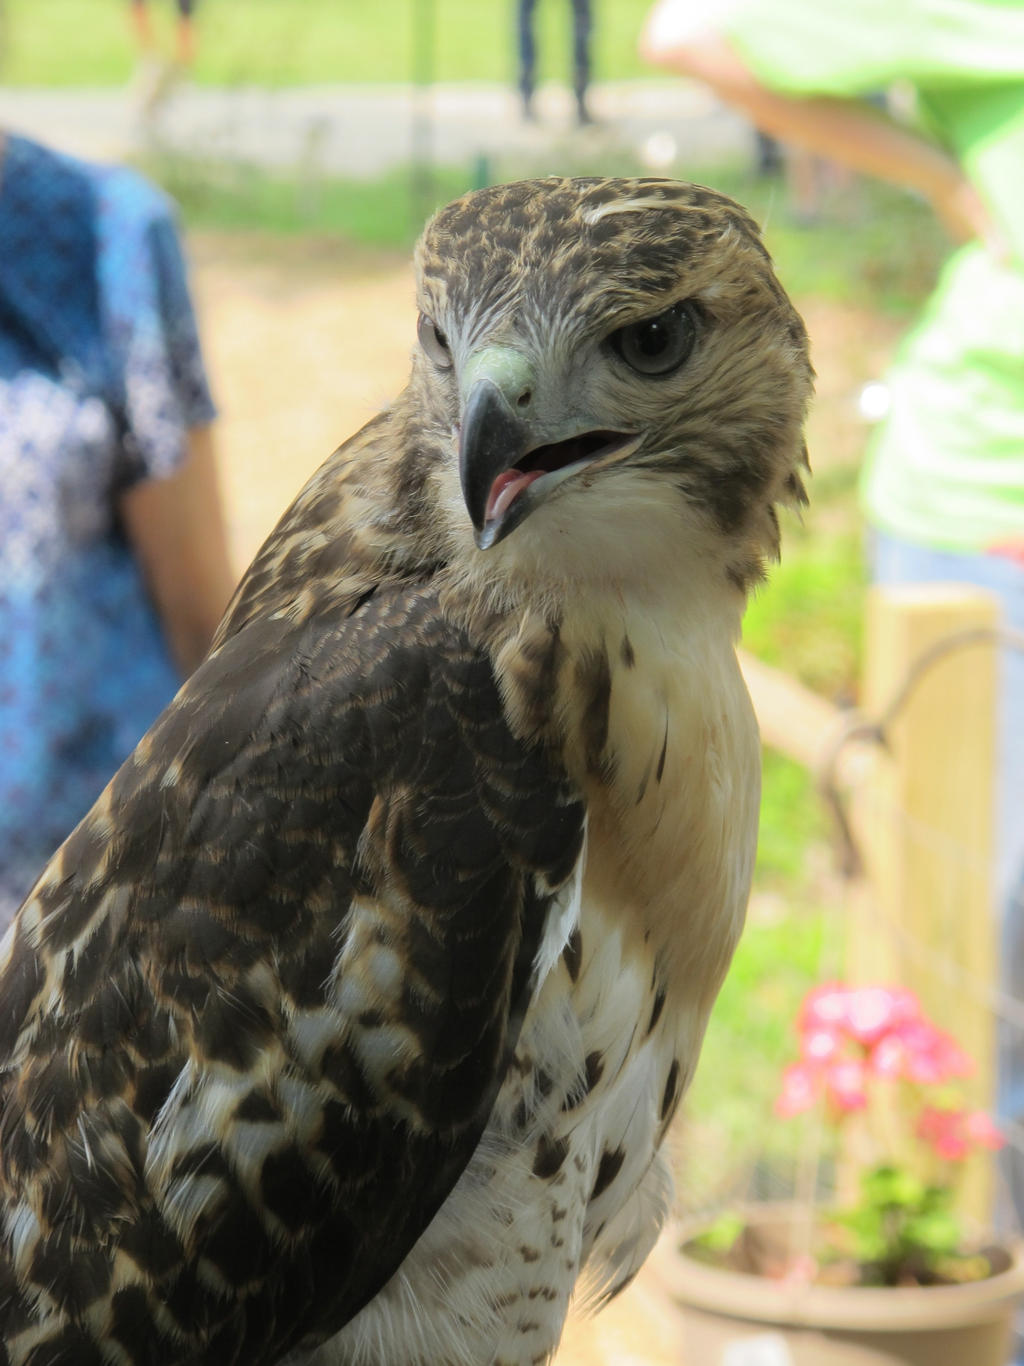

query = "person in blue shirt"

[{"left": 0, "top": 132, "right": 235, "bottom": 929}]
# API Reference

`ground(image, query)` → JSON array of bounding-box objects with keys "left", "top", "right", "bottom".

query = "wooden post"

[{"left": 850, "top": 584, "right": 1000, "bottom": 1220}]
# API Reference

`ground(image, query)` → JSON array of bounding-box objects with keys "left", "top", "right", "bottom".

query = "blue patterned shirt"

[{"left": 0, "top": 134, "right": 215, "bottom": 925}]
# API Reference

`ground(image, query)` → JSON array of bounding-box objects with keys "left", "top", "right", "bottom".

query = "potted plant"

[{"left": 654, "top": 983, "right": 1024, "bottom": 1365}]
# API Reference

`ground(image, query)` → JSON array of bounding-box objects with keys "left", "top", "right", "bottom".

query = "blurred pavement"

[{"left": 0, "top": 80, "right": 750, "bottom": 177}]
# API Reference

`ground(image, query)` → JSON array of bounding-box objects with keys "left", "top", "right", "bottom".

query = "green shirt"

[{"left": 725, "top": 0, "right": 1024, "bottom": 550}]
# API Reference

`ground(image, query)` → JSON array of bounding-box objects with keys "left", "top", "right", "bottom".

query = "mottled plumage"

[{"left": 0, "top": 178, "right": 811, "bottom": 1365}]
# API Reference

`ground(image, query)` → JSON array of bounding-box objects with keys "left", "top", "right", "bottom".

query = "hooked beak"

[{"left": 458, "top": 375, "right": 640, "bottom": 551}]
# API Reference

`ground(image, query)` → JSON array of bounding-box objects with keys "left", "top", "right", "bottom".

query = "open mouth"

[{"left": 484, "top": 429, "right": 637, "bottom": 525}]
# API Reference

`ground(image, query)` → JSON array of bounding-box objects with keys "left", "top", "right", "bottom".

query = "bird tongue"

[{"left": 485, "top": 468, "right": 546, "bottom": 525}]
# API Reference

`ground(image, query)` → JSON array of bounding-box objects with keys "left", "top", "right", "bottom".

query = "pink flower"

[
  {"left": 845, "top": 985, "right": 920, "bottom": 1045},
  {"left": 799, "top": 983, "right": 850, "bottom": 1033},
  {"left": 776, "top": 1061, "right": 820, "bottom": 1117},
  {"left": 965, "top": 1110, "right": 1005, "bottom": 1151},
  {"left": 778, "top": 983, "right": 996, "bottom": 1165},
  {"left": 917, "top": 1105, "right": 964, "bottom": 1159},
  {"left": 868, "top": 1034, "right": 907, "bottom": 1078},
  {"left": 917, "top": 1106, "right": 1003, "bottom": 1161},
  {"left": 798, "top": 984, "right": 923, "bottom": 1050},
  {"left": 825, "top": 1058, "right": 868, "bottom": 1113},
  {"left": 896, "top": 1021, "right": 974, "bottom": 1084},
  {"left": 938, "top": 1037, "right": 974, "bottom": 1080},
  {"left": 801, "top": 1027, "right": 842, "bottom": 1065},
  {"left": 935, "top": 1131, "right": 970, "bottom": 1161}
]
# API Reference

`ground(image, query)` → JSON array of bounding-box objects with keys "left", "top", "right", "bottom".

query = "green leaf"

[
  {"left": 692, "top": 1212, "right": 746, "bottom": 1256},
  {"left": 861, "top": 1165, "right": 925, "bottom": 1209},
  {"left": 905, "top": 1209, "right": 962, "bottom": 1258}
]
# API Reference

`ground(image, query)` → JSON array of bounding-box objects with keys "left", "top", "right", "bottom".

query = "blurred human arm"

[
  {"left": 120, "top": 424, "right": 236, "bottom": 675},
  {"left": 639, "top": 8, "right": 997, "bottom": 248}
]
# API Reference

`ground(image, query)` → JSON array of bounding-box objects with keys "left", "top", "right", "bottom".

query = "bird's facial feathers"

[{"left": 413, "top": 176, "right": 812, "bottom": 590}]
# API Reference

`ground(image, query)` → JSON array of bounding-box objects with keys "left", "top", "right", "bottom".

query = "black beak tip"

[
  {"left": 459, "top": 378, "right": 531, "bottom": 541},
  {"left": 473, "top": 496, "right": 533, "bottom": 551},
  {"left": 474, "top": 514, "right": 513, "bottom": 552}
]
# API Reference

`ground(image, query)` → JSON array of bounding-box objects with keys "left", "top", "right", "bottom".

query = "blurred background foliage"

[{"left": 3, "top": 0, "right": 654, "bottom": 87}]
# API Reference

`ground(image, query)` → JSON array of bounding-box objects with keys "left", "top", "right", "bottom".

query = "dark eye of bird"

[
  {"left": 417, "top": 313, "right": 453, "bottom": 369},
  {"left": 609, "top": 301, "right": 700, "bottom": 376}
]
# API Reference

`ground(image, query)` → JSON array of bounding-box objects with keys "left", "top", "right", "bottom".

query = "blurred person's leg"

[
  {"left": 129, "top": 0, "right": 156, "bottom": 54},
  {"left": 785, "top": 147, "right": 825, "bottom": 225},
  {"left": 130, "top": 0, "right": 194, "bottom": 113},
  {"left": 129, "top": 0, "right": 169, "bottom": 113},
  {"left": 518, "top": 0, "right": 537, "bottom": 120},
  {"left": 174, "top": 0, "right": 196, "bottom": 68},
  {"left": 571, "top": 0, "right": 593, "bottom": 124},
  {"left": 755, "top": 130, "right": 784, "bottom": 176}
]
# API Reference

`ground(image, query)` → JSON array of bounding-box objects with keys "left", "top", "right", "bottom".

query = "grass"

[
  {"left": 149, "top": 154, "right": 476, "bottom": 248},
  {"left": 702, "top": 164, "right": 950, "bottom": 321},
  {"left": 679, "top": 904, "right": 834, "bottom": 1211},
  {"left": 756, "top": 751, "right": 829, "bottom": 886},
  {"left": 150, "top": 139, "right": 947, "bottom": 292},
  {"left": 745, "top": 523, "right": 865, "bottom": 700},
  {"left": 678, "top": 739, "right": 837, "bottom": 1211},
  {"left": 1, "top": 0, "right": 657, "bottom": 87},
  {"left": 678, "top": 747, "right": 838, "bottom": 1209}
]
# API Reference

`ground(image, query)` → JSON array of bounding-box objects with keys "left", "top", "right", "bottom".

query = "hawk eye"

[
  {"left": 417, "top": 313, "right": 453, "bottom": 370},
  {"left": 609, "top": 301, "right": 699, "bottom": 376}
]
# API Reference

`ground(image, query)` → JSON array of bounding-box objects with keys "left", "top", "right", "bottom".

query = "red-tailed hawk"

[{"left": 0, "top": 177, "right": 811, "bottom": 1365}]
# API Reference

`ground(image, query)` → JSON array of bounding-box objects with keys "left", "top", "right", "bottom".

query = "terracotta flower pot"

[{"left": 652, "top": 1204, "right": 1024, "bottom": 1366}]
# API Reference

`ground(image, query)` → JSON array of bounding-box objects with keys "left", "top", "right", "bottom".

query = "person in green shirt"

[{"left": 643, "top": 0, "right": 1024, "bottom": 1314}]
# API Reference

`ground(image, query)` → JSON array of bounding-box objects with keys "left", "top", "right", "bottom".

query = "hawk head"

[{"left": 411, "top": 177, "right": 812, "bottom": 595}]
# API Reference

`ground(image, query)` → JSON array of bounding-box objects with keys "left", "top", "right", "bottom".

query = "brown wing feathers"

[{"left": 0, "top": 577, "right": 584, "bottom": 1364}]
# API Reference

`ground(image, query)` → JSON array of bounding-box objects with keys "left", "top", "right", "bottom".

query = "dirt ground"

[
  {"left": 187, "top": 230, "right": 903, "bottom": 1364},
  {"left": 190, "top": 235, "right": 416, "bottom": 575}
]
